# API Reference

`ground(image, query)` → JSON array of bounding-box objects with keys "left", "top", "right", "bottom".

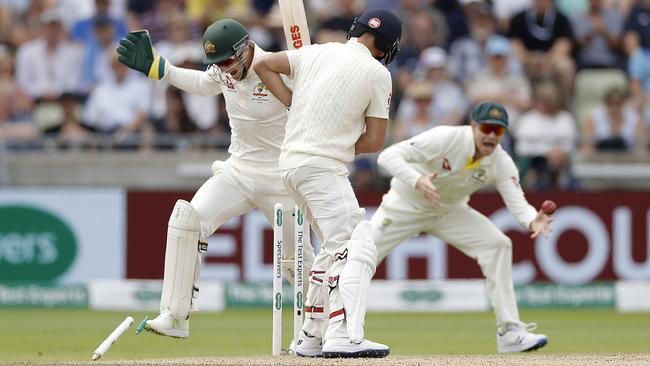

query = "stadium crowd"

[{"left": 0, "top": 0, "right": 649, "bottom": 191}]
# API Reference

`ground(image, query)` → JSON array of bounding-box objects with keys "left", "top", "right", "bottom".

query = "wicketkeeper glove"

[{"left": 116, "top": 30, "right": 170, "bottom": 80}]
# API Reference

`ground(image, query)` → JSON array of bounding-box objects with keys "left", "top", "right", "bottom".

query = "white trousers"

[
  {"left": 190, "top": 158, "right": 315, "bottom": 265},
  {"left": 281, "top": 163, "right": 364, "bottom": 340},
  {"left": 370, "top": 191, "right": 521, "bottom": 331}
]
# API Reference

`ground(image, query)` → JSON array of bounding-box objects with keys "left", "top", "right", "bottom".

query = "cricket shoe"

[
  {"left": 144, "top": 310, "right": 189, "bottom": 338},
  {"left": 497, "top": 323, "right": 548, "bottom": 353},
  {"left": 322, "top": 337, "right": 390, "bottom": 358},
  {"left": 294, "top": 331, "right": 323, "bottom": 357}
]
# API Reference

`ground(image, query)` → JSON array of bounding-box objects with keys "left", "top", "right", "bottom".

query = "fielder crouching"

[{"left": 371, "top": 102, "right": 553, "bottom": 353}]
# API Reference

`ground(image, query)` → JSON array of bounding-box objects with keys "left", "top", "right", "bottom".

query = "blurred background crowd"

[{"left": 1, "top": 0, "right": 649, "bottom": 191}]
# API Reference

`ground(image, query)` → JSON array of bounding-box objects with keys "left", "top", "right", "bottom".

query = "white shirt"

[
  {"left": 84, "top": 74, "right": 151, "bottom": 131},
  {"left": 514, "top": 110, "right": 577, "bottom": 157},
  {"left": 493, "top": 0, "right": 531, "bottom": 20},
  {"left": 396, "top": 81, "right": 467, "bottom": 127},
  {"left": 468, "top": 69, "right": 532, "bottom": 120},
  {"left": 182, "top": 93, "right": 218, "bottom": 130},
  {"left": 378, "top": 125, "right": 537, "bottom": 229},
  {"left": 280, "top": 39, "right": 392, "bottom": 169},
  {"left": 15, "top": 38, "right": 83, "bottom": 98},
  {"left": 591, "top": 104, "right": 639, "bottom": 150},
  {"left": 165, "top": 43, "right": 288, "bottom": 169}
]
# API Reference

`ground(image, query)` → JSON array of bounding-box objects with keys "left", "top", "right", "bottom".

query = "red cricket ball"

[{"left": 541, "top": 200, "right": 557, "bottom": 215}]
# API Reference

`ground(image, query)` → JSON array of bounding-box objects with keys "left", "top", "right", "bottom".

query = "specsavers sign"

[{"left": 0, "top": 188, "right": 125, "bottom": 283}]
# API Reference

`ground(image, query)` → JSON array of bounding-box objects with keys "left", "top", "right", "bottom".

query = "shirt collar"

[
  {"left": 241, "top": 41, "right": 263, "bottom": 82},
  {"left": 347, "top": 38, "right": 373, "bottom": 57},
  {"left": 464, "top": 125, "right": 498, "bottom": 167}
]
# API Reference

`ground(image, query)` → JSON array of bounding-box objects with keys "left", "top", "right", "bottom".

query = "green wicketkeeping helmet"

[{"left": 202, "top": 19, "right": 250, "bottom": 64}]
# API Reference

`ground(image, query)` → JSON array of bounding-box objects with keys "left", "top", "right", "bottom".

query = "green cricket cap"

[
  {"left": 471, "top": 102, "right": 509, "bottom": 128},
  {"left": 202, "top": 19, "right": 249, "bottom": 65}
]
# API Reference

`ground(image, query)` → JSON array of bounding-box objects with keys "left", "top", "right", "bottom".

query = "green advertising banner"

[
  {"left": 225, "top": 282, "right": 295, "bottom": 308},
  {"left": 515, "top": 283, "right": 615, "bottom": 308},
  {"left": 0, "top": 188, "right": 126, "bottom": 283},
  {"left": 0, "top": 283, "right": 88, "bottom": 308},
  {"left": 0, "top": 206, "right": 78, "bottom": 281}
]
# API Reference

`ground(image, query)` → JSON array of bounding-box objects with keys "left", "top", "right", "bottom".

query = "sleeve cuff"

[
  {"left": 521, "top": 206, "right": 538, "bottom": 230},
  {"left": 403, "top": 169, "right": 422, "bottom": 189}
]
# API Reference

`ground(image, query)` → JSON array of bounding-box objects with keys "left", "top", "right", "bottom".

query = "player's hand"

[
  {"left": 116, "top": 30, "right": 169, "bottom": 80},
  {"left": 416, "top": 172, "right": 439, "bottom": 207},
  {"left": 529, "top": 210, "right": 553, "bottom": 239}
]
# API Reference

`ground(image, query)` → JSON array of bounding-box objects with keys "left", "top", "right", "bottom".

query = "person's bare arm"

[
  {"left": 580, "top": 115, "right": 596, "bottom": 156},
  {"left": 510, "top": 39, "right": 528, "bottom": 63},
  {"left": 634, "top": 113, "right": 648, "bottom": 156},
  {"left": 252, "top": 52, "right": 293, "bottom": 108},
  {"left": 549, "top": 38, "right": 572, "bottom": 60},
  {"left": 115, "top": 111, "right": 148, "bottom": 142},
  {"left": 630, "top": 79, "right": 644, "bottom": 101},
  {"left": 590, "top": 16, "right": 620, "bottom": 50},
  {"left": 355, "top": 116, "right": 388, "bottom": 153},
  {"left": 623, "top": 31, "right": 639, "bottom": 56}
]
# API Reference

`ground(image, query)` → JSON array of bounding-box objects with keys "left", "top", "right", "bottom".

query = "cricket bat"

[{"left": 277, "top": 0, "right": 311, "bottom": 50}]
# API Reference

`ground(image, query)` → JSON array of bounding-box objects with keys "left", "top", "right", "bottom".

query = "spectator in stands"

[
  {"left": 433, "top": 0, "right": 469, "bottom": 47},
  {"left": 468, "top": 35, "right": 532, "bottom": 154},
  {"left": 15, "top": 9, "right": 83, "bottom": 102},
  {"left": 83, "top": 53, "right": 152, "bottom": 147},
  {"left": 315, "top": 0, "right": 360, "bottom": 43},
  {"left": 15, "top": 9, "right": 83, "bottom": 132},
  {"left": 395, "top": 6, "right": 448, "bottom": 72},
  {"left": 247, "top": 6, "right": 285, "bottom": 53},
  {"left": 163, "top": 86, "right": 198, "bottom": 134},
  {"left": 556, "top": 0, "right": 588, "bottom": 17},
  {"left": 80, "top": 15, "right": 119, "bottom": 92},
  {"left": 125, "top": 0, "right": 155, "bottom": 31},
  {"left": 392, "top": 81, "right": 436, "bottom": 142},
  {"left": 69, "top": 0, "right": 127, "bottom": 45},
  {"left": 157, "top": 86, "right": 199, "bottom": 150},
  {"left": 628, "top": 45, "right": 650, "bottom": 129},
  {"left": 171, "top": 53, "right": 220, "bottom": 134},
  {"left": 0, "top": 5, "right": 13, "bottom": 46},
  {"left": 492, "top": 0, "right": 531, "bottom": 32},
  {"left": 580, "top": 87, "right": 647, "bottom": 155},
  {"left": 508, "top": 0, "right": 575, "bottom": 102},
  {"left": 0, "top": 45, "right": 37, "bottom": 144},
  {"left": 572, "top": 0, "right": 625, "bottom": 69},
  {"left": 622, "top": 0, "right": 650, "bottom": 56},
  {"left": 398, "top": 0, "right": 448, "bottom": 48},
  {"left": 186, "top": 0, "right": 248, "bottom": 29},
  {"left": 448, "top": 2, "right": 522, "bottom": 87},
  {"left": 350, "top": 157, "right": 385, "bottom": 192},
  {"left": 397, "top": 47, "right": 467, "bottom": 130},
  {"left": 468, "top": 35, "right": 532, "bottom": 121},
  {"left": 149, "top": 15, "right": 217, "bottom": 135},
  {"left": 7, "top": 0, "right": 49, "bottom": 48},
  {"left": 138, "top": 0, "right": 198, "bottom": 43},
  {"left": 514, "top": 82, "right": 578, "bottom": 190},
  {"left": 46, "top": 93, "right": 91, "bottom": 148}
]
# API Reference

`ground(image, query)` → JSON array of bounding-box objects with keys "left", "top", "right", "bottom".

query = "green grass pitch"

[{"left": 2, "top": 308, "right": 649, "bottom": 362}]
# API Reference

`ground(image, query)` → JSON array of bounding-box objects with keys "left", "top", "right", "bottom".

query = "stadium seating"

[{"left": 573, "top": 68, "right": 628, "bottom": 126}]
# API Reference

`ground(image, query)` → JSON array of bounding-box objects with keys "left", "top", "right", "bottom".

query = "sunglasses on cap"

[{"left": 478, "top": 123, "right": 506, "bottom": 136}]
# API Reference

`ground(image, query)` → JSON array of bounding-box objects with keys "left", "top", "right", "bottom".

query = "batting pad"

[
  {"left": 160, "top": 200, "right": 201, "bottom": 320},
  {"left": 339, "top": 220, "right": 377, "bottom": 343}
]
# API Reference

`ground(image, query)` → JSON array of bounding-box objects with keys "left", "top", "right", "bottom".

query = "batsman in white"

[
  {"left": 254, "top": 9, "right": 402, "bottom": 358},
  {"left": 116, "top": 19, "right": 315, "bottom": 338},
  {"left": 371, "top": 102, "right": 552, "bottom": 353}
]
